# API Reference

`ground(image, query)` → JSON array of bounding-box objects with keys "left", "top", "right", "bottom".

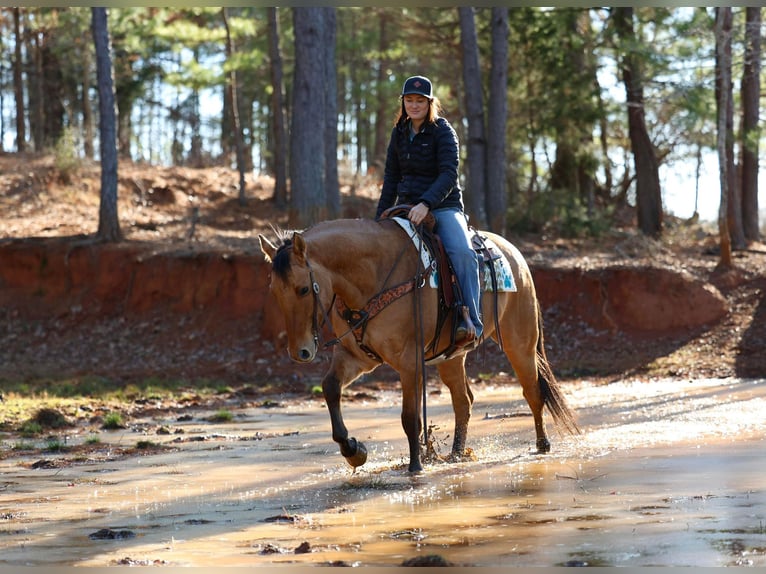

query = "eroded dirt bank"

[
  {"left": 1, "top": 236, "right": 758, "bottom": 385},
  {"left": 1, "top": 377, "right": 764, "bottom": 567},
  {"left": 1, "top": 152, "right": 765, "bottom": 383}
]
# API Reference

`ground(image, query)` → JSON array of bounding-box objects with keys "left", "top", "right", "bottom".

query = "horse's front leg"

[
  {"left": 436, "top": 357, "right": 473, "bottom": 460},
  {"left": 322, "top": 350, "right": 371, "bottom": 468},
  {"left": 399, "top": 368, "right": 424, "bottom": 473}
]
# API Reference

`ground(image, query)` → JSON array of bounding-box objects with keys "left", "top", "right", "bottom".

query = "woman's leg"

[{"left": 432, "top": 207, "right": 483, "bottom": 339}]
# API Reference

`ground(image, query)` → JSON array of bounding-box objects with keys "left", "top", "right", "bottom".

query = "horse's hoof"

[
  {"left": 448, "top": 447, "right": 476, "bottom": 463},
  {"left": 343, "top": 439, "right": 368, "bottom": 468},
  {"left": 536, "top": 437, "right": 551, "bottom": 453},
  {"left": 408, "top": 462, "right": 424, "bottom": 474}
]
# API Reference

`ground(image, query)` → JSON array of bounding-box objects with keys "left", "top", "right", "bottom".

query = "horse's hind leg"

[
  {"left": 496, "top": 312, "right": 551, "bottom": 453},
  {"left": 436, "top": 356, "right": 474, "bottom": 460},
  {"left": 512, "top": 352, "right": 550, "bottom": 453},
  {"left": 322, "top": 348, "right": 374, "bottom": 468}
]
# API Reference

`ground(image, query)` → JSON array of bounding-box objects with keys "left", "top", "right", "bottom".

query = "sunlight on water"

[{"left": 1, "top": 378, "right": 764, "bottom": 566}]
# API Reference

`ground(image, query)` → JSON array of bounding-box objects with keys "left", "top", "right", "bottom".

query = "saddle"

[
  {"left": 333, "top": 205, "right": 502, "bottom": 364},
  {"left": 378, "top": 205, "right": 458, "bottom": 310},
  {"left": 379, "top": 205, "right": 500, "bottom": 359}
]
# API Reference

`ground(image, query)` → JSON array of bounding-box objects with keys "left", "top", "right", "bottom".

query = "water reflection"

[{"left": 1, "top": 378, "right": 764, "bottom": 566}]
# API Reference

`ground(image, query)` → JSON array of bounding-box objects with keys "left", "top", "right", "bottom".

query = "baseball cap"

[{"left": 401, "top": 75, "right": 433, "bottom": 99}]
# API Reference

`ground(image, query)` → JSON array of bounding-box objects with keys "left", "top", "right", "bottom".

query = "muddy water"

[{"left": 1, "top": 377, "right": 764, "bottom": 567}]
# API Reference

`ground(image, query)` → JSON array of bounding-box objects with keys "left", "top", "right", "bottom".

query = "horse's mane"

[
  {"left": 267, "top": 224, "right": 301, "bottom": 280},
  {"left": 267, "top": 218, "right": 379, "bottom": 280}
]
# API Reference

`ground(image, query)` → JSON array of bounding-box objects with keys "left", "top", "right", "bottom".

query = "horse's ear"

[
  {"left": 292, "top": 232, "right": 307, "bottom": 265},
  {"left": 259, "top": 234, "right": 277, "bottom": 263}
]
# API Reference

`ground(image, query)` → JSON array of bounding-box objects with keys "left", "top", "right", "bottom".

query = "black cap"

[{"left": 401, "top": 75, "right": 433, "bottom": 99}]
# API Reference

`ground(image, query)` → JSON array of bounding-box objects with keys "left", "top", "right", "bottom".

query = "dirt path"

[{"left": 1, "top": 377, "right": 764, "bottom": 567}]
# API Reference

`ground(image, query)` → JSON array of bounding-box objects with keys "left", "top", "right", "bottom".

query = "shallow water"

[{"left": 1, "top": 377, "right": 764, "bottom": 566}]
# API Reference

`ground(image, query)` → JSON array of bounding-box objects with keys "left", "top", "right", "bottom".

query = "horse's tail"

[{"left": 536, "top": 302, "right": 580, "bottom": 436}]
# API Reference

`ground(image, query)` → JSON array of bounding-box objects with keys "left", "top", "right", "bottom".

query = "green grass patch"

[
  {"left": 102, "top": 412, "right": 126, "bottom": 430},
  {"left": 19, "top": 421, "right": 44, "bottom": 437},
  {"left": 44, "top": 438, "right": 67, "bottom": 453},
  {"left": 0, "top": 376, "right": 227, "bottom": 401},
  {"left": 208, "top": 409, "right": 234, "bottom": 423}
]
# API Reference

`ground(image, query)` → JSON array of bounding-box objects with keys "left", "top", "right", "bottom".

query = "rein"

[
  {"left": 303, "top": 233, "right": 419, "bottom": 357},
  {"left": 301, "top": 222, "right": 432, "bottom": 451}
]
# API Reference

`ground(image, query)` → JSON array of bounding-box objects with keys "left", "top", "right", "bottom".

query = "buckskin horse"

[{"left": 259, "top": 216, "right": 579, "bottom": 473}]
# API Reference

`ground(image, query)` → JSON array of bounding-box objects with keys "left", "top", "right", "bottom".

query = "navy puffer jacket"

[{"left": 375, "top": 116, "right": 464, "bottom": 219}]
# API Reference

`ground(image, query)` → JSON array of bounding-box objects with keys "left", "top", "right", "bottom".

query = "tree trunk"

[
  {"left": 91, "top": 7, "right": 122, "bottom": 243},
  {"left": 458, "top": 7, "right": 488, "bottom": 230},
  {"left": 290, "top": 8, "right": 327, "bottom": 228},
  {"left": 323, "top": 7, "right": 340, "bottom": 219},
  {"left": 267, "top": 7, "right": 288, "bottom": 208},
  {"left": 740, "top": 7, "right": 761, "bottom": 243},
  {"left": 267, "top": 8, "right": 287, "bottom": 207},
  {"left": 29, "top": 22, "right": 44, "bottom": 152},
  {"left": 13, "top": 8, "right": 25, "bottom": 153},
  {"left": 715, "top": 7, "right": 733, "bottom": 268},
  {"left": 716, "top": 7, "right": 745, "bottom": 251},
  {"left": 188, "top": 49, "right": 202, "bottom": 168},
  {"left": 41, "top": 33, "right": 65, "bottom": 149},
  {"left": 486, "top": 7, "right": 509, "bottom": 235},
  {"left": 222, "top": 8, "right": 247, "bottom": 206},
  {"left": 81, "top": 43, "right": 94, "bottom": 159},
  {"left": 614, "top": 7, "right": 662, "bottom": 238},
  {"left": 372, "top": 12, "right": 391, "bottom": 175}
]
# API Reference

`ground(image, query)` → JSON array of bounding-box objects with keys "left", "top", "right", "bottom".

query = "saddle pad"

[{"left": 391, "top": 217, "right": 517, "bottom": 293}]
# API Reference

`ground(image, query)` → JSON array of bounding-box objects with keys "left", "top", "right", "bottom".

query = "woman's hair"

[{"left": 394, "top": 95, "right": 443, "bottom": 127}]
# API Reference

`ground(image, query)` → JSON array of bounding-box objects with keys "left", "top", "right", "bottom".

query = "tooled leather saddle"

[{"left": 332, "top": 205, "right": 502, "bottom": 364}]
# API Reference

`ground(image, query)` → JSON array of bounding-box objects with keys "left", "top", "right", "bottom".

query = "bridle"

[{"left": 304, "top": 258, "right": 338, "bottom": 352}]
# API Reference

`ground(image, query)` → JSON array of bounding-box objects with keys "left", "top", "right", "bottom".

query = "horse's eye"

[{"left": 298, "top": 286, "right": 310, "bottom": 297}]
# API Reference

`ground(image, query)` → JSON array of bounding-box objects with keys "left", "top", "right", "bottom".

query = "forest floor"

[
  {"left": 0, "top": 151, "right": 765, "bottom": 423},
  {"left": 2, "top": 154, "right": 766, "bottom": 568}
]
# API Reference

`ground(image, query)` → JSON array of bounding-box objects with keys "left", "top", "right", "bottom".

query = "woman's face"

[{"left": 403, "top": 94, "right": 430, "bottom": 123}]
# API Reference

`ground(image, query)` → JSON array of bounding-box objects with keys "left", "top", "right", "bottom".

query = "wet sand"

[{"left": 1, "top": 377, "right": 764, "bottom": 567}]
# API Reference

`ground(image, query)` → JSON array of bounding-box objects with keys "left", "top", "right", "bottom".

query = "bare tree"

[
  {"left": 372, "top": 11, "right": 392, "bottom": 175},
  {"left": 486, "top": 7, "right": 509, "bottom": 235},
  {"left": 81, "top": 42, "right": 94, "bottom": 160},
  {"left": 458, "top": 7, "right": 488, "bottom": 230},
  {"left": 221, "top": 8, "right": 247, "bottom": 206},
  {"left": 322, "top": 7, "right": 340, "bottom": 219},
  {"left": 13, "top": 8, "right": 25, "bottom": 153},
  {"left": 290, "top": 7, "right": 328, "bottom": 227},
  {"left": 91, "top": 7, "right": 121, "bottom": 242},
  {"left": 715, "top": 7, "right": 733, "bottom": 268},
  {"left": 741, "top": 7, "right": 761, "bottom": 243},
  {"left": 613, "top": 7, "right": 662, "bottom": 238},
  {"left": 267, "top": 7, "right": 288, "bottom": 207}
]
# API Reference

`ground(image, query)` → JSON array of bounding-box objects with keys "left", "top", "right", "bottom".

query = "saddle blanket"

[{"left": 392, "top": 217, "right": 517, "bottom": 292}]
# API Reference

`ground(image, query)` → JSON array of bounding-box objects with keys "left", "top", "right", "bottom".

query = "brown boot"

[{"left": 454, "top": 306, "right": 476, "bottom": 347}]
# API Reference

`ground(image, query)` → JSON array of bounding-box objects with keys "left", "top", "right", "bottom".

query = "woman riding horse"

[
  {"left": 259, "top": 219, "right": 579, "bottom": 473},
  {"left": 377, "top": 75, "right": 481, "bottom": 347}
]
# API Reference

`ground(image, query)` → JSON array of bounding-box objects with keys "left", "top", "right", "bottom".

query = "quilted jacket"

[{"left": 375, "top": 117, "right": 464, "bottom": 219}]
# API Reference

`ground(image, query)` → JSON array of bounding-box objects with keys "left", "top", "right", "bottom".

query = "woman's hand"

[{"left": 408, "top": 202, "right": 430, "bottom": 226}]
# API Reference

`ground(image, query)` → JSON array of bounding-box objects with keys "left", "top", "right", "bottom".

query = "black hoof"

[
  {"left": 343, "top": 438, "right": 368, "bottom": 468},
  {"left": 536, "top": 437, "right": 551, "bottom": 453}
]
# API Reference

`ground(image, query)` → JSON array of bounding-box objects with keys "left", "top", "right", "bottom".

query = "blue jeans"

[{"left": 432, "top": 207, "right": 483, "bottom": 338}]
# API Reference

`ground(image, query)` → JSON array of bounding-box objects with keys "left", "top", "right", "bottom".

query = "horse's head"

[{"left": 259, "top": 231, "right": 325, "bottom": 363}]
